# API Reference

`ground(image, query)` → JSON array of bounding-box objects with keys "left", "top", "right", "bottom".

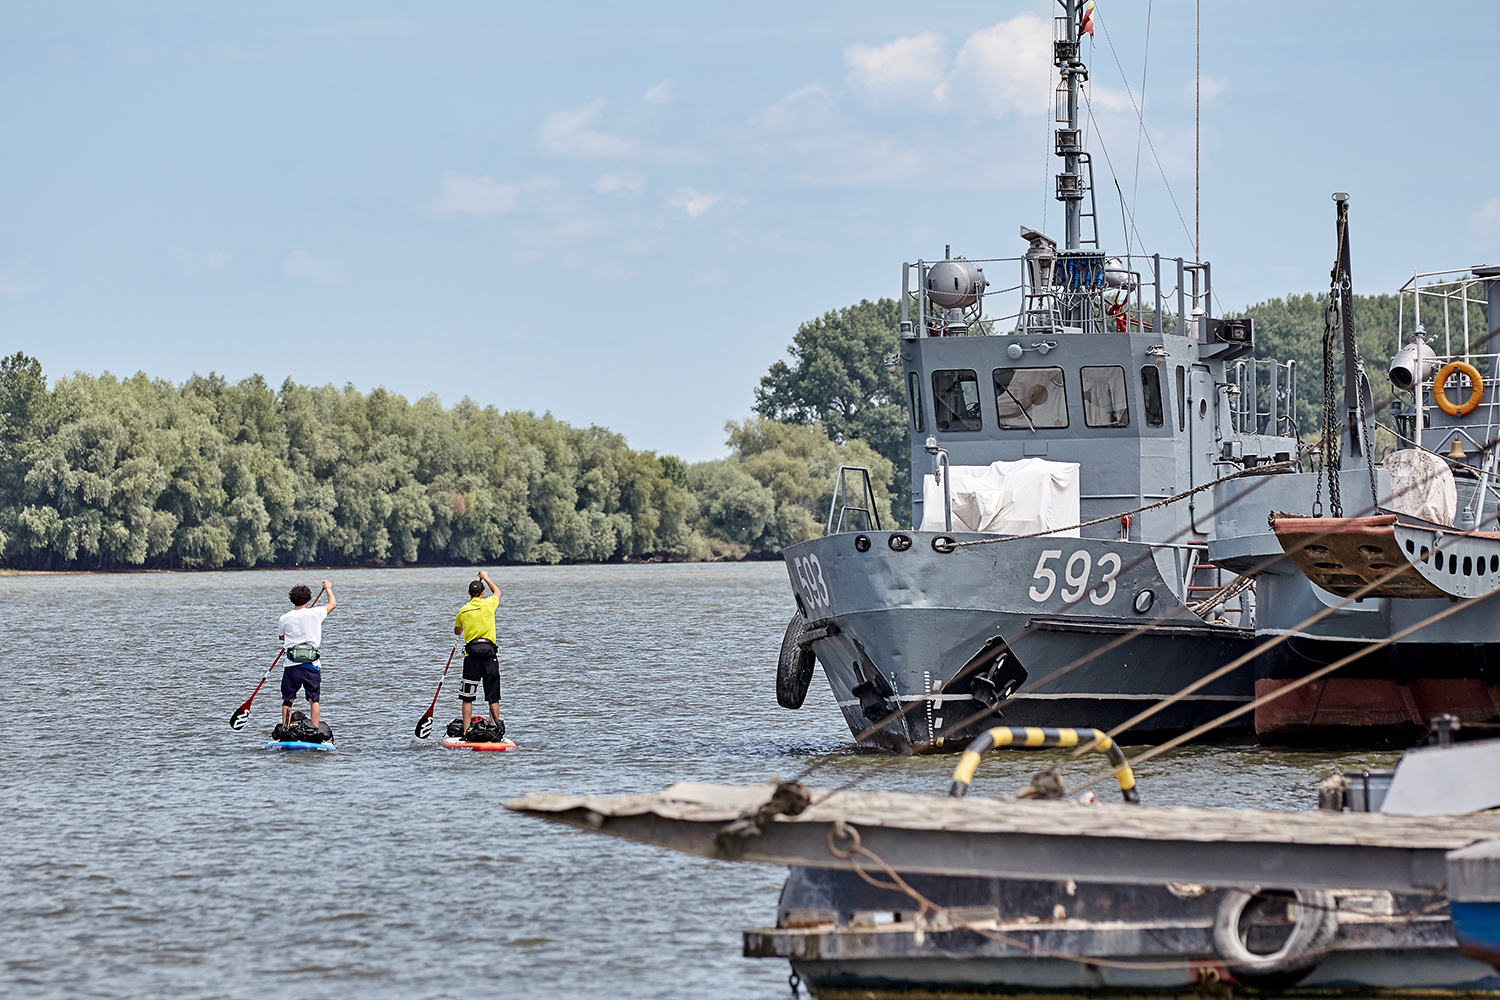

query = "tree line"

[
  {"left": 4, "top": 282, "right": 1421, "bottom": 570},
  {"left": 0, "top": 354, "right": 891, "bottom": 570}
]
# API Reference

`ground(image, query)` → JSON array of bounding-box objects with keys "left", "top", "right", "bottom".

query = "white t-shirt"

[{"left": 279, "top": 606, "right": 328, "bottom": 649}]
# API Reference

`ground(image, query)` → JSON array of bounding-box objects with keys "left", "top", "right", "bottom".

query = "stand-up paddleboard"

[
  {"left": 265, "top": 740, "right": 336, "bottom": 751},
  {"left": 441, "top": 737, "right": 517, "bottom": 752}
]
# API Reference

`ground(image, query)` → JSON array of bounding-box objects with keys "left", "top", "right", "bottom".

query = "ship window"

[
  {"left": 1141, "top": 365, "right": 1164, "bottom": 427},
  {"left": 1082, "top": 366, "right": 1130, "bottom": 428},
  {"left": 932, "top": 369, "right": 982, "bottom": 432},
  {"left": 907, "top": 371, "right": 925, "bottom": 432},
  {"left": 1176, "top": 365, "right": 1187, "bottom": 431},
  {"left": 993, "top": 367, "right": 1068, "bottom": 429}
]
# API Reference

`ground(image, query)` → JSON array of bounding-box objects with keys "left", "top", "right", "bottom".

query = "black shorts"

[
  {"left": 459, "top": 653, "right": 500, "bottom": 704},
  {"left": 281, "top": 664, "right": 321, "bottom": 705}
]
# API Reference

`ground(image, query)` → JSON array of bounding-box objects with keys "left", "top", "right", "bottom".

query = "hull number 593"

[
  {"left": 793, "top": 554, "right": 831, "bottom": 611},
  {"left": 1027, "top": 549, "right": 1122, "bottom": 605}
]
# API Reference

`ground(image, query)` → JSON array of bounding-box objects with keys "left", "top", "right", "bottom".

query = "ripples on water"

[{"left": 0, "top": 563, "right": 1400, "bottom": 999}]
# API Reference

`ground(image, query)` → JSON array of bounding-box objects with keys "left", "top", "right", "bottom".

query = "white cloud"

[
  {"left": 643, "top": 80, "right": 675, "bottom": 104},
  {"left": 593, "top": 169, "right": 645, "bottom": 196},
  {"left": 844, "top": 31, "right": 947, "bottom": 107},
  {"left": 752, "top": 83, "right": 836, "bottom": 131},
  {"left": 433, "top": 172, "right": 520, "bottom": 216},
  {"left": 1187, "top": 76, "right": 1230, "bottom": 103},
  {"left": 284, "top": 249, "right": 345, "bottom": 285},
  {"left": 937, "top": 13, "right": 1052, "bottom": 118},
  {"left": 536, "top": 100, "right": 638, "bottom": 159},
  {"left": 692, "top": 266, "right": 725, "bottom": 285},
  {"left": 0, "top": 257, "right": 40, "bottom": 298},
  {"left": 668, "top": 187, "right": 721, "bottom": 217},
  {"left": 1473, "top": 198, "right": 1500, "bottom": 246},
  {"left": 1086, "top": 82, "right": 1135, "bottom": 116}
]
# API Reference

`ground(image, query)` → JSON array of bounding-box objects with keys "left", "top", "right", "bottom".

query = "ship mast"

[{"left": 1055, "top": 0, "right": 1086, "bottom": 252}]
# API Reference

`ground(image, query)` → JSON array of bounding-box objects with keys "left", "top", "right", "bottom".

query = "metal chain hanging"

[
  {"left": 1354, "top": 351, "right": 1380, "bottom": 511},
  {"left": 1318, "top": 292, "right": 1342, "bottom": 518}
]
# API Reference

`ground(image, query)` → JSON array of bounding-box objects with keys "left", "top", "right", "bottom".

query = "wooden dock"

[{"left": 506, "top": 780, "right": 1500, "bottom": 893}]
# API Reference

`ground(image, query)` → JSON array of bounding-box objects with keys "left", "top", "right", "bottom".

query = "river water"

[{"left": 0, "top": 563, "right": 1401, "bottom": 1000}]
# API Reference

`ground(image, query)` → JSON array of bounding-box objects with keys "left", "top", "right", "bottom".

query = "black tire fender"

[
  {"left": 776, "top": 613, "right": 818, "bottom": 709},
  {"left": 1212, "top": 887, "right": 1337, "bottom": 989}
]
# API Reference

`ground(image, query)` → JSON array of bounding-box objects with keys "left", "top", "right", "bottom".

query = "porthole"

[
  {"left": 932, "top": 535, "right": 956, "bottom": 554},
  {"left": 1133, "top": 589, "right": 1155, "bottom": 614},
  {"left": 888, "top": 533, "right": 913, "bottom": 552},
  {"left": 854, "top": 534, "right": 871, "bottom": 552},
  {"left": 1199, "top": 399, "right": 1208, "bottom": 418}
]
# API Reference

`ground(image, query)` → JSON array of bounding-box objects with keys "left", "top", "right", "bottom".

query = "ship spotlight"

[
  {"left": 1389, "top": 338, "right": 1438, "bottom": 391},
  {"left": 924, "top": 435, "right": 940, "bottom": 455},
  {"left": 1103, "top": 257, "right": 1136, "bottom": 290}
]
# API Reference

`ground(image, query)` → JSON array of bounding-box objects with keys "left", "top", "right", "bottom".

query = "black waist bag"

[{"left": 465, "top": 638, "right": 498, "bottom": 658}]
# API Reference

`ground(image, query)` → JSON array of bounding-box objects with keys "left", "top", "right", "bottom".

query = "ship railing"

[
  {"left": 1407, "top": 349, "right": 1500, "bottom": 451},
  {"left": 900, "top": 252, "right": 1212, "bottom": 339},
  {"left": 826, "top": 466, "right": 883, "bottom": 535},
  {"left": 1398, "top": 268, "right": 1489, "bottom": 359},
  {"left": 1232, "top": 358, "right": 1297, "bottom": 438}
]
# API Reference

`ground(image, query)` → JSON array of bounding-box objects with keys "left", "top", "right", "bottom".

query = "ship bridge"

[{"left": 898, "top": 243, "right": 1297, "bottom": 545}]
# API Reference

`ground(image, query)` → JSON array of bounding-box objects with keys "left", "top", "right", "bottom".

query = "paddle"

[
  {"left": 229, "top": 585, "right": 324, "bottom": 730},
  {"left": 414, "top": 639, "right": 461, "bottom": 739}
]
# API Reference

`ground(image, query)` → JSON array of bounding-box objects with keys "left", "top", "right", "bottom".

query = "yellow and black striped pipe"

[{"left": 948, "top": 727, "right": 1139, "bottom": 804}]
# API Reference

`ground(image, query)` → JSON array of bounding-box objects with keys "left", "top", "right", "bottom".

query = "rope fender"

[{"left": 948, "top": 727, "right": 1139, "bottom": 803}]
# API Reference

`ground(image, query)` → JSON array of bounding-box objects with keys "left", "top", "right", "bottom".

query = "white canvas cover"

[
  {"left": 1383, "top": 449, "right": 1455, "bottom": 526},
  {"left": 918, "top": 458, "right": 1081, "bottom": 536}
]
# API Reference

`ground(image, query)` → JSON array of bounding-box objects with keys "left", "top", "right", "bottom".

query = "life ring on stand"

[
  {"left": 1211, "top": 887, "right": 1338, "bottom": 988},
  {"left": 1434, "top": 361, "right": 1484, "bottom": 416}
]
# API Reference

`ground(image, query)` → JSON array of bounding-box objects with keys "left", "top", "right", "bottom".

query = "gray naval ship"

[
  {"left": 774, "top": 4, "right": 1299, "bottom": 752},
  {"left": 1207, "top": 197, "right": 1500, "bottom": 742}
]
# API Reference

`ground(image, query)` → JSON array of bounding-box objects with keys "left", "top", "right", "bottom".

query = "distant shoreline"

[{"left": 0, "top": 554, "right": 786, "bottom": 577}]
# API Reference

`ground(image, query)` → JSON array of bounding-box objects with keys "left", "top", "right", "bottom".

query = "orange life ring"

[{"left": 1434, "top": 361, "right": 1485, "bottom": 416}]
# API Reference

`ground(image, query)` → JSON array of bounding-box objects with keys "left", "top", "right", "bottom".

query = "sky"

[{"left": 3, "top": 1, "right": 1499, "bottom": 461}]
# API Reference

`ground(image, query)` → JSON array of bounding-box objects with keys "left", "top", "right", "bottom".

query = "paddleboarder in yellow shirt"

[{"left": 454, "top": 570, "right": 502, "bottom": 734}]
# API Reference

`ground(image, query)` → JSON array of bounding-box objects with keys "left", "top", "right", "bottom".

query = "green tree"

[
  {"left": 685, "top": 417, "right": 894, "bottom": 556},
  {"left": 754, "top": 298, "right": 911, "bottom": 522}
]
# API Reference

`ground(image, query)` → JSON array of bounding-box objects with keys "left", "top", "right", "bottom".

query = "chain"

[
  {"left": 1355, "top": 353, "right": 1380, "bottom": 510},
  {"left": 1321, "top": 290, "right": 1343, "bottom": 517}
]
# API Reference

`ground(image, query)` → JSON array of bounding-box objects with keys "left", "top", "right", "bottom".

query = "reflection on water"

[{"left": 0, "top": 563, "right": 1402, "bottom": 999}]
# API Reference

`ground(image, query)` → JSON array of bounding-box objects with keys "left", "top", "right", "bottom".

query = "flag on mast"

[{"left": 1080, "top": 0, "right": 1096, "bottom": 36}]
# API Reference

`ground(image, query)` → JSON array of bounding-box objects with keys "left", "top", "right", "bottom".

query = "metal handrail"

[{"left": 826, "top": 466, "right": 883, "bottom": 535}]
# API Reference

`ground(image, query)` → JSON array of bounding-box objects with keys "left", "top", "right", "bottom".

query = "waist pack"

[
  {"left": 465, "top": 638, "right": 498, "bottom": 658},
  {"left": 286, "top": 642, "right": 320, "bottom": 664}
]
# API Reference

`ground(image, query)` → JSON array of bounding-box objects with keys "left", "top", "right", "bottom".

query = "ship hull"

[
  {"left": 784, "top": 531, "right": 1254, "bottom": 752},
  {"left": 1248, "top": 570, "right": 1500, "bottom": 741}
]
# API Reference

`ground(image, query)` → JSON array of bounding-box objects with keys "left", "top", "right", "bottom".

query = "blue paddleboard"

[{"left": 264, "top": 740, "right": 336, "bottom": 751}]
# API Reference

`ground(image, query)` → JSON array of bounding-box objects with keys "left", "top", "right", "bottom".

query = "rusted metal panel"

[{"left": 1272, "top": 515, "right": 1500, "bottom": 599}]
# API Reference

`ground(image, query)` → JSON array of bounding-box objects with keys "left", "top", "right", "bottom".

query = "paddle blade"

[
  {"left": 229, "top": 706, "right": 250, "bottom": 730},
  {"left": 415, "top": 715, "right": 434, "bottom": 740}
]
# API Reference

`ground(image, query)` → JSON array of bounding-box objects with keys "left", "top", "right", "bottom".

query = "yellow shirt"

[{"left": 455, "top": 594, "right": 500, "bottom": 643}]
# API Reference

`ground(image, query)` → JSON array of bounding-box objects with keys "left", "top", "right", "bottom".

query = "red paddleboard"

[{"left": 441, "top": 737, "right": 517, "bottom": 752}]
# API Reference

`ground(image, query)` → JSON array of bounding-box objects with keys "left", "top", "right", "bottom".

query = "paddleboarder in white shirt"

[{"left": 278, "top": 581, "right": 337, "bottom": 729}]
